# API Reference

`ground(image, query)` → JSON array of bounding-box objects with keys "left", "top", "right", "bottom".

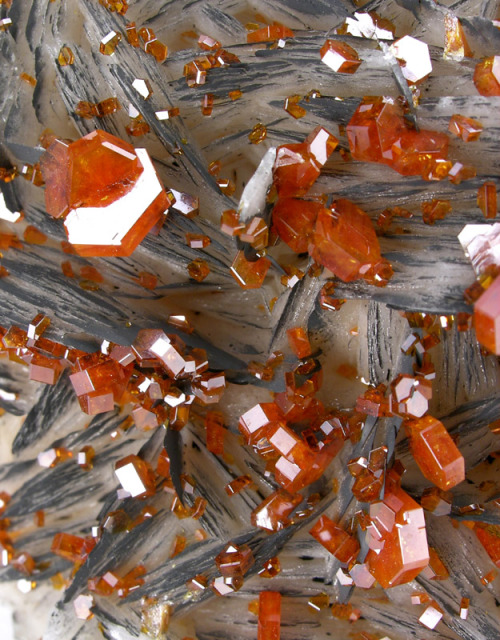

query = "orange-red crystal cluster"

[
  {"left": 0, "top": 317, "right": 224, "bottom": 429},
  {"left": 238, "top": 347, "right": 368, "bottom": 533},
  {"left": 270, "top": 126, "right": 392, "bottom": 286},
  {"left": 183, "top": 41, "right": 240, "bottom": 88},
  {"left": 346, "top": 97, "right": 451, "bottom": 180}
]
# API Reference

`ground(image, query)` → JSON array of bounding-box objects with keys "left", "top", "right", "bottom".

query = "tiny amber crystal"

[
  {"left": 284, "top": 95, "right": 306, "bottom": 119},
  {"left": 249, "top": 123, "right": 267, "bottom": 144},
  {"left": 286, "top": 327, "right": 312, "bottom": 359},
  {"left": 58, "top": 46, "right": 75, "bottom": 66},
  {"left": 188, "top": 258, "right": 210, "bottom": 282},
  {"left": 477, "top": 182, "right": 497, "bottom": 219}
]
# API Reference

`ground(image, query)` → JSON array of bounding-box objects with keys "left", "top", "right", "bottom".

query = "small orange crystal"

[
  {"left": 273, "top": 127, "right": 338, "bottom": 197},
  {"left": 230, "top": 251, "right": 271, "bottom": 289},
  {"left": 100, "top": 31, "right": 121, "bottom": 55},
  {"left": 251, "top": 490, "right": 302, "bottom": 532},
  {"left": 320, "top": 40, "right": 361, "bottom": 73},
  {"left": 215, "top": 542, "right": 254, "bottom": 577},
  {"left": 58, "top": 46, "right": 75, "bottom": 66},
  {"left": 249, "top": 123, "right": 267, "bottom": 144},
  {"left": 247, "top": 24, "right": 293, "bottom": 43},
  {"left": 205, "top": 411, "right": 225, "bottom": 455},
  {"left": 284, "top": 95, "right": 306, "bottom": 119},
  {"left": 477, "top": 182, "right": 497, "bottom": 219},
  {"left": 188, "top": 258, "right": 210, "bottom": 282},
  {"left": 444, "top": 14, "right": 472, "bottom": 61},
  {"left": 310, "top": 515, "right": 360, "bottom": 564},
  {"left": 474, "top": 523, "right": 500, "bottom": 568},
  {"left": 473, "top": 56, "right": 500, "bottom": 96},
  {"left": 225, "top": 475, "right": 252, "bottom": 496},
  {"left": 448, "top": 114, "right": 482, "bottom": 142},
  {"left": 310, "top": 199, "right": 391, "bottom": 285},
  {"left": 286, "top": 327, "right": 312, "bottom": 359},
  {"left": 51, "top": 532, "right": 88, "bottom": 564},
  {"left": 114, "top": 454, "right": 156, "bottom": 498}
]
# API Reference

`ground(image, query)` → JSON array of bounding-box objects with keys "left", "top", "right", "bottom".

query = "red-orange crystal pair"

[
  {"left": 271, "top": 127, "right": 392, "bottom": 285},
  {"left": 40, "top": 130, "right": 169, "bottom": 256}
]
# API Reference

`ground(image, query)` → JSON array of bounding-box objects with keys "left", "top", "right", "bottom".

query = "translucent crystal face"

[{"left": 114, "top": 455, "right": 155, "bottom": 498}]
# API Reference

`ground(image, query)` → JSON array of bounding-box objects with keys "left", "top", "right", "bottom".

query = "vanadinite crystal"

[
  {"left": 390, "top": 36, "right": 432, "bottom": 84},
  {"left": 477, "top": 182, "right": 497, "bottom": 219},
  {"left": 230, "top": 251, "right": 271, "bottom": 289},
  {"left": 365, "top": 470, "right": 429, "bottom": 587},
  {"left": 272, "top": 199, "right": 321, "bottom": 253},
  {"left": 310, "top": 515, "right": 360, "bottom": 565},
  {"left": 40, "top": 130, "right": 169, "bottom": 256},
  {"left": 320, "top": 40, "right": 362, "bottom": 74},
  {"left": 310, "top": 199, "right": 392, "bottom": 284},
  {"left": 405, "top": 416, "right": 465, "bottom": 490},
  {"left": 346, "top": 97, "right": 450, "bottom": 179},
  {"left": 114, "top": 455, "right": 156, "bottom": 498},
  {"left": 448, "top": 114, "right": 483, "bottom": 142},
  {"left": 473, "top": 56, "right": 500, "bottom": 96},
  {"left": 258, "top": 591, "right": 281, "bottom": 640},
  {"left": 215, "top": 542, "right": 254, "bottom": 577},
  {"left": 272, "top": 126, "right": 338, "bottom": 197},
  {"left": 473, "top": 276, "right": 500, "bottom": 354}
]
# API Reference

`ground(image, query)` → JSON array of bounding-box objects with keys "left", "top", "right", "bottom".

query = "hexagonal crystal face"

[
  {"left": 391, "top": 36, "right": 432, "bottom": 83},
  {"left": 41, "top": 130, "right": 168, "bottom": 257},
  {"left": 64, "top": 148, "right": 166, "bottom": 256}
]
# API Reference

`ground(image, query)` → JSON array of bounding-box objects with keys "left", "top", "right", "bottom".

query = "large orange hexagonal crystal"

[
  {"left": 366, "top": 470, "right": 429, "bottom": 588},
  {"left": 40, "top": 130, "right": 169, "bottom": 256},
  {"left": 309, "top": 199, "right": 392, "bottom": 284},
  {"left": 405, "top": 416, "right": 465, "bottom": 490}
]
